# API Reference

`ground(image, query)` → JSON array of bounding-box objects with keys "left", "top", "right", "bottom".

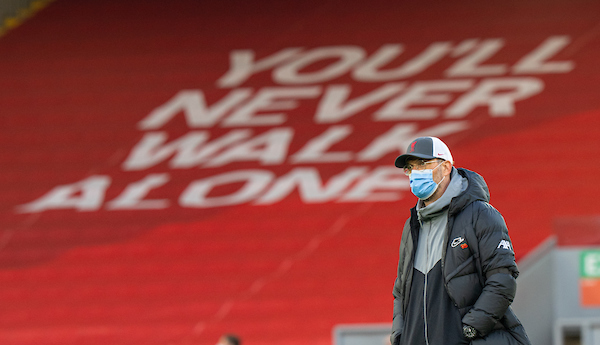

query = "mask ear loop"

[
  {"left": 421, "top": 161, "right": 446, "bottom": 200},
  {"left": 431, "top": 160, "right": 444, "bottom": 172}
]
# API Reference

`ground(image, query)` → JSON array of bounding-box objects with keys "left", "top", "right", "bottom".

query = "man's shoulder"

[
  {"left": 461, "top": 199, "right": 500, "bottom": 214},
  {"left": 453, "top": 200, "right": 505, "bottom": 227},
  {"left": 473, "top": 200, "right": 503, "bottom": 218},
  {"left": 468, "top": 200, "right": 508, "bottom": 234}
]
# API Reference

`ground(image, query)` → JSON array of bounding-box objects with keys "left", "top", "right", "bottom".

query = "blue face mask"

[{"left": 409, "top": 163, "right": 444, "bottom": 200}]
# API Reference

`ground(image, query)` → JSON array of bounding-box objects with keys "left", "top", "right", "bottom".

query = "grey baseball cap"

[{"left": 394, "top": 136, "right": 454, "bottom": 168}]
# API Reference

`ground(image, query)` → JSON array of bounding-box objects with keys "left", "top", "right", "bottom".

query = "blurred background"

[{"left": 1, "top": 1, "right": 600, "bottom": 344}]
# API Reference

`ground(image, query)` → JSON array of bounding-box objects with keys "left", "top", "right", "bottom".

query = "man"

[
  {"left": 390, "top": 137, "right": 530, "bottom": 345},
  {"left": 216, "top": 334, "right": 241, "bottom": 345}
]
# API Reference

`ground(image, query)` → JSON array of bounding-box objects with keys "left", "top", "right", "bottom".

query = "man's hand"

[{"left": 463, "top": 324, "right": 478, "bottom": 339}]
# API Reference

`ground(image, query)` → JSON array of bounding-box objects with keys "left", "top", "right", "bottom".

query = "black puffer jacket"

[{"left": 391, "top": 168, "right": 531, "bottom": 345}]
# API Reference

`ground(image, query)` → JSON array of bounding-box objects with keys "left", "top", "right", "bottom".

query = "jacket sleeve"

[
  {"left": 390, "top": 218, "right": 411, "bottom": 345},
  {"left": 391, "top": 278, "right": 404, "bottom": 345},
  {"left": 462, "top": 202, "right": 519, "bottom": 336}
]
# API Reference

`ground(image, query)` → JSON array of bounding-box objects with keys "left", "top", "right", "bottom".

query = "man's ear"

[{"left": 443, "top": 161, "right": 453, "bottom": 176}]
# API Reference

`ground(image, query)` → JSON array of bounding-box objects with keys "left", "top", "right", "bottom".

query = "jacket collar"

[
  {"left": 416, "top": 168, "right": 464, "bottom": 221},
  {"left": 448, "top": 168, "right": 490, "bottom": 216}
]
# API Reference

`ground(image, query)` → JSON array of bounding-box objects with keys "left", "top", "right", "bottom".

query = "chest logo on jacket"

[{"left": 451, "top": 237, "right": 465, "bottom": 248}]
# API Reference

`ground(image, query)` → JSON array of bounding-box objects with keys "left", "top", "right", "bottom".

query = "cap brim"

[{"left": 394, "top": 153, "right": 436, "bottom": 168}]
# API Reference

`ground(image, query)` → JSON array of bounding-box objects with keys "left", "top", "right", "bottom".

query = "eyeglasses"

[{"left": 403, "top": 159, "right": 440, "bottom": 176}]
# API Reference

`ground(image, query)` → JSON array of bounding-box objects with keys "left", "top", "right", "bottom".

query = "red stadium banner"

[{"left": 12, "top": 36, "right": 577, "bottom": 212}]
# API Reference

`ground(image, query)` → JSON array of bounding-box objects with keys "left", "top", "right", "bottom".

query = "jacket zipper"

[{"left": 422, "top": 219, "right": 430, "bottom": 345}]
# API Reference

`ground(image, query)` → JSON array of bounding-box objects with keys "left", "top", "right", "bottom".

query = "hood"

[
  {"left": 448, "top": 168, "right": 490, "bottom": 216},
  {"left": 417, "top": 168, "right": 465, "bottom": 221}
]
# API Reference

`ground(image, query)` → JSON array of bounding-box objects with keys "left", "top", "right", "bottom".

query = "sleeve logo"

[{"left": 497, "top": 240, "right": 512, "bottom": 251}]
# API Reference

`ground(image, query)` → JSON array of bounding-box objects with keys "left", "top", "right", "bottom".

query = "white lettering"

[
  {"left": 340, "top": 167, "right": 408, "bottom": 201},
  {"left": 451, "top": 39, "right": 478, "bottom": 57},
  {"left": 169, "top": 130, "right": 252, "bottom": 168},
  {"left": 445, "top": 77, "right": 544, "bottom": 118},
  {"left": 180, "top": 170, "right": 273, "bottom": 208},
  {"left": 138, "top": 89, "right": 251, "bottom": 130},
  {"left": 123, "top": 131, "right": 208, "bottom": 170},
  {"left": 106, "top": 174, "right": 170, "bottom": 209},
  {"left": 16, "top": 176, "right": 111, "bottom": 213},
  {"left": 256, "top": 167, "right": 367, "bottom": 204},
  {"left": 291, "top": 125, "right": 354, "bottom": 163},
  {"left": 273, "top": 46, "right": 365, "bottom": 84},
  {"left": 375, "top": 80, "right": 473, "bottom": 120},
  {"left": 356, "top": 121, "right": 470, "bottom": 161},
  {"left": 224, "top": 87, "right": 320, "bottom": 126},
  {"left": 123, "top": 130, "right": 253, "bottom": 170},
  {"left": 446, "top": 39, "right": 507, "bottom": 77},
  {"left": 315, "top": 83, "right": 404, "bottom": 123},
  {"left": 353, "top": 42, "right": 453, "bottom": 81},
  {"left": 216, "top": 48, "right": 303, "bottom": 88},
  {"left": 205, "top": 127, "right": 294, "bottom": 167},
  {"left": 512, "top": 35, "right": 574, "bottom": 74}
]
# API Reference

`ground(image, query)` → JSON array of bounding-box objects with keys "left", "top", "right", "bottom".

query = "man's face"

[
  {"left": 405, "top": 158, "right": 451, "bottom": 184},
  {"left": 405, "top": 158, "right": 441, "bottom": 174}
]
